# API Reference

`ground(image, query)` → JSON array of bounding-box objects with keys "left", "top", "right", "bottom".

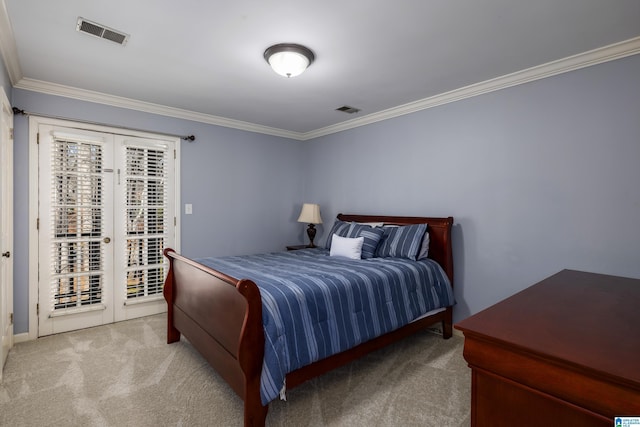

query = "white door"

[
  {"left": 0, "top": 88, "right": 14, "bottom": 378},
  {"left": 113, "top": 135, "right": 175, "bottom": 321},
  {"left": 38, "top": 124, "right": 176, "bottom": 336},
  {"left": 38, "top": 126, "right": 115, "bottom": 335}
]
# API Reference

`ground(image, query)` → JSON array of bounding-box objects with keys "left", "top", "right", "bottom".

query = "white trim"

[
  {"left": 48, "top": 304, "right": 107, "bottom": 318},
  {"left": 12, "top": 36, "right": 640, "bottom": 141},
  {"left": 13, "top": 332, "right": 29, "bottom": 343},
  {"left": 174, "top": 137, "right": 181, "bottom": 257},
  {"left": 27, "top": 117, "right": 38, "bottom": 340},
  {"left": 304, "top": 36, "right": 640, "bottom": 140},
  {"left": 122, "top": 295, "right": 164, "bottom": 306},
  {"left": 13, "top": 78, "right": 302, "bottom": 140},
  {"left": 0, "top": 0, "right": 22, "bottom": 85}
]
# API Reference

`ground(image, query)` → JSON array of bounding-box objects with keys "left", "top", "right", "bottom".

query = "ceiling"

[{"left": 3, "top": 1, "right": 640, "bottom": 139}]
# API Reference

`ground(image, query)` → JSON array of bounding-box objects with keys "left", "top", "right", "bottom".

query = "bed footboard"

[{"left": 163, "top": 248, "right": 268, "bottom": 426}]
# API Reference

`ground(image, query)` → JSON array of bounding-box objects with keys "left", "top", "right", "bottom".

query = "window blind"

[
  {"left": 50, "top": 138, "right": 104, "bottom": 311},
  {"left": 124, "top": 145, "right": 168, "bottom": 299}
]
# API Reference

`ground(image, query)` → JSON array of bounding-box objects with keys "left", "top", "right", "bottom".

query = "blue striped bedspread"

[{"left": 197, "top": 248, "right": 454, "bottom": 405}]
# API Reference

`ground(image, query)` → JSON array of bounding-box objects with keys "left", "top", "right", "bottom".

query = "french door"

[{"left": 37, "top": 123, "right": 177, "bottom": 336}]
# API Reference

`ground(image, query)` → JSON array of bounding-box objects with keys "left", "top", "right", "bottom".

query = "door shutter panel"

[
  {"left": 38, "top": 126, "right": 115, "bottom": 336},
  {"left": 122, "top": 140, "right": 171, "bottom": 301},
  {"left": 49, "top": 134, "right": 106, "bottom": 311}
]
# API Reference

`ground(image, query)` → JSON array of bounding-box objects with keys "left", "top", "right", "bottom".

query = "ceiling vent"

[
  {"left": 336, "top": 105, "right": 361, "bottom": 114},
  {"left": 76, "top": 17, "right": 129, "bottom": 45}
]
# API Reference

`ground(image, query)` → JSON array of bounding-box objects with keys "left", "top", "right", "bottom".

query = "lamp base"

[{"left": 306, "top": 224, "right": 317, "bottom": 248}]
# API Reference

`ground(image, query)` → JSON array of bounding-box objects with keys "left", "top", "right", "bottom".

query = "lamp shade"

[
  {"left": 297, "top": 203, "right": 322, "bottom": 224},
  {"left": 264, "top": 44, "right": 315, "bottom": 78}
]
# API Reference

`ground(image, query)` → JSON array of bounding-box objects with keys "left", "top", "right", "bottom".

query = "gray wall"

[
  {"left": 5, "top": 52, "right": 640, "bottom": 333},
  {"left": 10, "top": 89, "right": 307, "bottom": 334},
  {"left": 306, "top": 53, "right": 640, "bottom": 322}
]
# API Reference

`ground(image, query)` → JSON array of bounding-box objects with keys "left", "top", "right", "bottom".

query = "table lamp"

[{"left": 297, "top": 203, "right": 323, "bottom": 247}]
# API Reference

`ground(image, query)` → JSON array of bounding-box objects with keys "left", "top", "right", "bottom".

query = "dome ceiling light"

[{"left": 264, "top": 43, "right": 315, "bottom": 78}]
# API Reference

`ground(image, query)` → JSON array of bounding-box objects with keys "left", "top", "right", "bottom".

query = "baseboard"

[
  {"left": 13, "top": 325, "right": 463, "bottom": 344},
  {"left": 13, "top": 332, "right": 31, "bottom": 343}
]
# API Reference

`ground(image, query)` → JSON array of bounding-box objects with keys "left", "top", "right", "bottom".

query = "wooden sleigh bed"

[{"left": 163, "top": 214, "right": 455, "bottom": 426}]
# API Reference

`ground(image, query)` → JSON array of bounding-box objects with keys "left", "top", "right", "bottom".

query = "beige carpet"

[{"left": 0, "top": 314, "right": 470, "bottom": 426}]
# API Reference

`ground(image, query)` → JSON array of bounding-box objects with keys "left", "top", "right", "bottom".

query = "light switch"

[{"left": 185, "top": 204, "right": 193, "bottom": 215}]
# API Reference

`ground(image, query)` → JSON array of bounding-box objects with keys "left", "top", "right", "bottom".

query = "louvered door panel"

[
  {"left": 114, "top": 136, "right": 175, "bottom": 321},
  {"left": 52, "top": 141, "right": 103, "bottom": 309},
  {"left": 38, "top": 127, "right": 114, "bottom": 335}
]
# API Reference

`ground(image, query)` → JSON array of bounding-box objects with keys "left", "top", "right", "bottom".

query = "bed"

[{"left": 163, "top": 214, "right": 455, "bottom": 426}]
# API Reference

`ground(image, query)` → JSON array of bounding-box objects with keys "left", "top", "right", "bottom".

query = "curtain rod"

[{"left": 12, "top": 107, "right": 196, "bottom": 142}]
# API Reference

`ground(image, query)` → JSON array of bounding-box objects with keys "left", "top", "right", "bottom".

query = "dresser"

[{"left": 455, "top": 269, "right": 640, "bottom": 427}]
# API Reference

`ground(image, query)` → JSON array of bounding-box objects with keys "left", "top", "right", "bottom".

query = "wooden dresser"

[{"left": 455, "top": 269, "right": 640, "bottom": 427}]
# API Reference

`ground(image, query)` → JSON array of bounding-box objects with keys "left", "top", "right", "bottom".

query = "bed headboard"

[{"left": 336, "top": 214, "right": 454, "bottom": 286}]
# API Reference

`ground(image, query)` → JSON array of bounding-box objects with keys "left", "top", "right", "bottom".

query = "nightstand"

[{"left": 286, "top": 245, "right": 314, "bottom": 251}]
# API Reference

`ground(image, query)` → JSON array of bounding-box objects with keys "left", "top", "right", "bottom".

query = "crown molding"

[
  {"left": 0, "top": 0, "right": 22, "bottom": 84},
  {"left": 13, "top": 78, "right": 306, "bottom": 140},
  {"left": 302, "top": 36, "right": 640, "bottom": 140},
  {"left": 9, "top": 32, "right": 640, "bottom": 142}
]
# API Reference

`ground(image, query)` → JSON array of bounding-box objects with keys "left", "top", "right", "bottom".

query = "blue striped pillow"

[
  {"left": 375, "top": 223, "right": 427, "bottom": 260},
  {"left": 346, "top": 223, "right": 385, "bottom": 259},
  {"left": 324, "top": 220, "right": 351, "bottom": 249}
]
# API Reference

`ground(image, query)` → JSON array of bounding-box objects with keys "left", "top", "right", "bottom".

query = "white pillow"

[{"left": 329, "top": 234, "right": 364, "bottom": 259}]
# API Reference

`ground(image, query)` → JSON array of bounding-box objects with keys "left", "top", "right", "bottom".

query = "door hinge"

[
  {"left": 9, "top": 312, "right": 13, "bottom": 325},
  {"left": 174, "top": 217, "right": 176, "bottom": 226},
  {"left": 174, "top": 149, "right": 176, "bottom": 159},
  {"left": 37, "top": 217, "right": 40, "bottom": 230},
  {"left": 9, "top": 128, "right": 13, "bottom": 140},
  {"left": 37, "top": 133, "right": 40, "bottom": 144},
  {"left": 36, "top": 303, "right": 39, "bottom": 316}
]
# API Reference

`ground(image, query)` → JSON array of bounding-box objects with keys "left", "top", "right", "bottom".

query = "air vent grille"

[
  {"left": 78, "top": 20, "right": 103, "bottom": 37},
  {"left": 76, "top": 17, "right": 129, "bottom": 45},
  {"left": 336, "top": 105, "right": 361, "bottom": 114}
]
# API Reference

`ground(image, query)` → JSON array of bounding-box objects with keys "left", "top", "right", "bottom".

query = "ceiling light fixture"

[{"left": 264, "top": 43, "right": 315, "bottom": 78}]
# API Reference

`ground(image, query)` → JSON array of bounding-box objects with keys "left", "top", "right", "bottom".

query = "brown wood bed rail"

[
  {"left": 163, "top": 214, "right": 454, "bottom": 426},
  {"left": 163, "top": 249, "right": 267, "bottom": 424}
]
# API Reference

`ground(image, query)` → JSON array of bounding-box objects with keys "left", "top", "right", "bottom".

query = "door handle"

[
  {"left": 1, "top": 251, "right": 9, "bottom": 258},
  {"left": 103, "top": 237, "right": 111, "bottom": 244}
]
